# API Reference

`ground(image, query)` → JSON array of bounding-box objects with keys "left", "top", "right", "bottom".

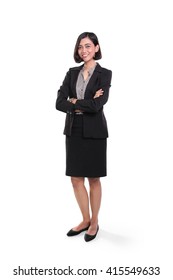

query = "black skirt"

[{"left": 66, "top": 115, "right": 107, "bottom": 177}]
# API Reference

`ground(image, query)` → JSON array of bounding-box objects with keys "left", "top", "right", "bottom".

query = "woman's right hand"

[{"left": 93, "top": 89, "right": 104, "bottom": 99}]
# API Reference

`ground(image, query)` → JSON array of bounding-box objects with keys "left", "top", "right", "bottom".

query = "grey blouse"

[{"left": 76, "top": 65, "right": 96, "bottom": 100}]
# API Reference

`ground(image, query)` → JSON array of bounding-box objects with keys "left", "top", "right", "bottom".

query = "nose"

[{"left": 81, "top": 46, "right": 87, "bottom": 53}]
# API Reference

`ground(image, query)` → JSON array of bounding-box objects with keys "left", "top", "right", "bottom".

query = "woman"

[{"left": 56, "top": 32, "right": 112, "bottom": 242}]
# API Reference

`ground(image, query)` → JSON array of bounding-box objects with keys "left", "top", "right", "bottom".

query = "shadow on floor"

[{"left": 99, "top": 229, "right": 134, "bottom": 246}]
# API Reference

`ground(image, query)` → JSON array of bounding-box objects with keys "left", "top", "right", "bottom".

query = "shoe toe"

[
  {"left": 67, "top": 226, "right": 89, "bottom": 237},
  {"left": 84, "top": 226, "right": 99, "bottom": 242}
]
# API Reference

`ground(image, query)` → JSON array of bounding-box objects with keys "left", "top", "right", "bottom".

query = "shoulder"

[
  {"left": 95, "top": 64, "right": 112, "bottom": 81},
  {"left": 96, "top": 64, "right": 112, "bottom": 83},
  {"left": 64, "top": 65, "right": 83, "bottom": 79},
  {"left": 96, "top": 63, "right": 112, "bottom": 74},
  {"left": 68, "top": 64, "right": 83, "bottom": 72}
]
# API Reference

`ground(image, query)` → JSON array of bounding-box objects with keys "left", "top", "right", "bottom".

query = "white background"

[{"left": 0, "top": 0, "right": 173, "bottom": 279}]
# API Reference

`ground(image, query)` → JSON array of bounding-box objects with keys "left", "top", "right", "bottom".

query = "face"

[{"left": 78, "top": 37, "right": 99, "bottom": 63}]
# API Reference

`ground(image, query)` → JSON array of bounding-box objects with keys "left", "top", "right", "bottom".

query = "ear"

[{"left": 95, "top": 44, "right": 99, "bottom": 53}]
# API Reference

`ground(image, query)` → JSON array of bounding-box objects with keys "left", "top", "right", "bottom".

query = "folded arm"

[
  {"left": 56, "top": 69, "right": 112, "bottom": 114},
  {"left": 74, "top": 71, "right": 112, "bottom": 113}
]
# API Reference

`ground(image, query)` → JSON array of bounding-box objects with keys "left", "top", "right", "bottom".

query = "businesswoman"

[{"left": 56, "top": 32, "right": 112, "bottom": 242}]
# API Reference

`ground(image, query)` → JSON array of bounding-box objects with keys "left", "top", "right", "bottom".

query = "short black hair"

[{"left": 74, "top": 32, "right": 102, "bottom": 63}]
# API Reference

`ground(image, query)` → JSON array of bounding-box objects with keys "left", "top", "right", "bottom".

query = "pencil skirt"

[{"left": 65, "top": 115, "right": 107, "bottom": 178}]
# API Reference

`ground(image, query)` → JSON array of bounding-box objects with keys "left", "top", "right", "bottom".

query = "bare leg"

[
  {"left": 87, "top": 177, "right": 102, "bottom": 235},
  {"left": 71, "top": 177, "right": 90, "bottom": 231}
]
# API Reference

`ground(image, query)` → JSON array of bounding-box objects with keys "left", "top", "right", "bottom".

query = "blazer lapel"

[{"left": 70, "top": 65, "right": 83, "bottom": 98}]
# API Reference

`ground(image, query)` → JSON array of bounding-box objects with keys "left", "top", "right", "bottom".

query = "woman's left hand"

[{"left": 93, "top": 89, "right": 104, "bottom": 99}]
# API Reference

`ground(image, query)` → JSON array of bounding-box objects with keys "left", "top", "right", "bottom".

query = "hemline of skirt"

[{"left": 65, "top": 173, "right": 107, "bottom": 178}]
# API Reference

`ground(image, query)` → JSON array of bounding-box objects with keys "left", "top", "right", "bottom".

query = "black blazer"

[{"left": 56, "top": 63, "right": 112, "bottom": 138}]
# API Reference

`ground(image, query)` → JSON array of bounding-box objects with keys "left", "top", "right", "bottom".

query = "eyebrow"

[{"left": 78, "top": 43, "right": 92, "bottom": 47}]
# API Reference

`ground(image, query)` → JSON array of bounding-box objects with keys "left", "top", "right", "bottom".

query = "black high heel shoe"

[
  {"left": 84, "top": 225, "right": 99, "bottom": 242},
  {"left": 67, "top": 226, "right": 90, "bottom": 237}
]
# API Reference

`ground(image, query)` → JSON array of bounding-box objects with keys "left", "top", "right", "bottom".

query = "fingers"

[
  {"left": 69, "top": 98, "right": 77, "bottom": 104},
  {"left": 93, "top": 89, "right": 104, "bottom": 99}
]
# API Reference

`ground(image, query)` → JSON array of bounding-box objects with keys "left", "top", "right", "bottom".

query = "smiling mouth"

[{"left": 82, "top": 55, "right": 89, "bottom": 60}]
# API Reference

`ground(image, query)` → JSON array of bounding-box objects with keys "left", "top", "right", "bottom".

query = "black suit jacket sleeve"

[
  {"left": 74, "top": 70, "right": 112, "bottom": 113},
  {"left": 55, "top": 70, "right": 75, "bottom": 113}
]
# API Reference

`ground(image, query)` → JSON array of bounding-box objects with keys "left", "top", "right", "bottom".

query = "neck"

[{"left": 84, "top": 60, "right": 96, "bottom": 71}]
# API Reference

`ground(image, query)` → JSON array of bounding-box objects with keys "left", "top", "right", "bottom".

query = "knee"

[
  {"left": 88, "top": 177, "right": 100, "bottom": 188},
  {"left": 71, "top": 177, "right": 84, "bottom": 188}
]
